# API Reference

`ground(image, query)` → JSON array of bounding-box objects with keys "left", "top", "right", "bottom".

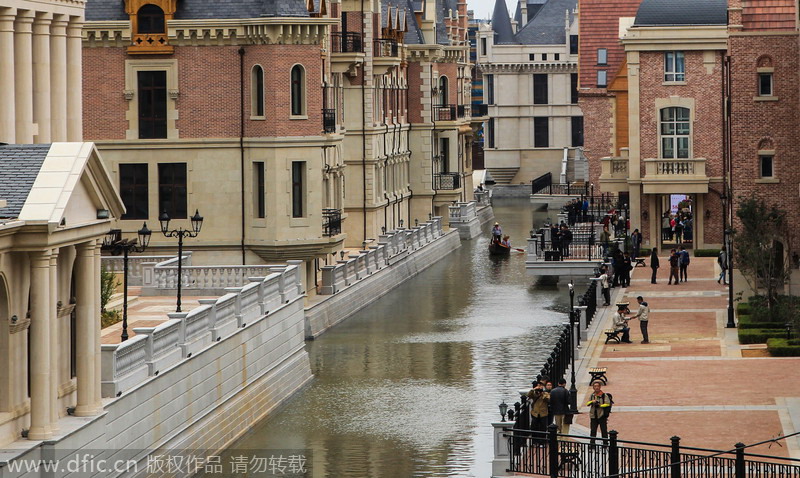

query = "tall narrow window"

[
  {"left": 253, "top": 162, "right": 265, "bottom": 218},
  {"left": 569, "top": 35, "right": 579, "bottom": 55},
  {"left": 597, "top": 48, "right": 607, "bottom": 65},
  {"left": 570, "top": 73, "right": 578, "bottom": 104},
  {"left": 481, "top": 37, "right": 487, "bottom": 55},
  {"left": 487, "top": 119, "right": 495, "bottom": 148},
  {"left": 120, "top": 164, "right": 149, "bottom": 220},
  {"left": 252, "top": 65, "right": 265, "bottom": 117},
  {"left": 137, "top": 4, "right": 165, "bottom": 34},
  {"left": 440, "top": 138, "right": 450, "bottom": 173},
  {"left": 542, "top": 53, "right": 548, "bottom": 61},
  {"left": 158, "top": 163, "right": 187, "bottom": 219},
  {"left": 571, "top": 117, "right": 584, "bottom": 147},
  {"left": 758, "top": 73, "right": 773, "bottom": 96},
  {"left": 292, "top": 161, "right": 305, "bottom": 218},
  {"left": 291, "top": 65, "right": 306, "bottom": 116},
  {"left": 660, "top": 107, "right": 690, "bottom": 159},
  {"left": 486, "top": 74, "right": 494, "bottom": 104},
  {"left": 759, "top": 155, "right": 774, "bottom": 178},
  {"left": 533, "top": 74, "right": 548, "bottom": 104},
  {"left": 534, "top": 117, "right": 549, "bottom": 148},
  {"left": 597, "top": 70, "right": 608, "bottom": 88},
  {"left": 138, "top": 70, "right": 167, "bottom": 139},
  {"left": 664, "top": 51, "right": 685, "bottom": 82},
  {"left": 438, "top": 76, "right": 449, "bottom": 106}
]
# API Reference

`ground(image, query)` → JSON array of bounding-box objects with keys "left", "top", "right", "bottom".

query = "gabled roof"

[
  {"left": 491, "top": 0, "right": 516, "bottom": 44},
  {"left": 634, "top": 0, "right": 727, "bottom": 26},
  {"left": 0, "top": 144, "right": 50, "bottom": 219},
  {"left": 515, "top": 0, "right": 575, "bottom": 45},
  {"left": 383, "top": 0, "right": 423, "bottom": 44},
  {"left": 85, "top": 0, "right": 311, "bottom": 21}
]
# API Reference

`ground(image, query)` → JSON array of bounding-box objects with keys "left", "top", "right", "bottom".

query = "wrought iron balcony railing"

[
  {"left": 433, "top": 105, "right": 456, "bottom": 121},
  {"left": 433, "top": 173, "right": 461, "bottom": 191},
  {"left": 331, "top": 32, "right": 363, "bottom": 53},
  {"left": 322, "top": 109, "right": 336, "bottom": 133},
  {"left": 373, "top": 38, "right": 399, "bottom": 57},
  {"left": 322, "top": 208, "right": 342, "bottom": 237}
]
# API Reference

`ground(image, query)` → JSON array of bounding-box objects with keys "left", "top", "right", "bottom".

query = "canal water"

[{"left": 225, "top": 198, "right": 570, "bottom": 477}]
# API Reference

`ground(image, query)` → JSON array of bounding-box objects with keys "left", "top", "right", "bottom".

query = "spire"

[{"left": 491, "top": 0, "right": 515, "bottom": 44}]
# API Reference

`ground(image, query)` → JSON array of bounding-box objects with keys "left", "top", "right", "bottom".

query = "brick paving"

[
  {"left": 571, "top": 256, "right": 800, "bottom": 459},
  {"left": 100, "top": 295, "right": 213, "bottom": 345}
]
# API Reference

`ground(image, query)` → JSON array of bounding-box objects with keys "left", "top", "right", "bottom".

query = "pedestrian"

[
  {"left": 613, "top": 303, "right": 632, "bottom": 343},
  {"left": 662, "top": 213, "right": 671, "bottom": 241},
  {"left": 612, "top": 250, "right": 623, "bottom": 287},
  {"left": 630, "top": 228, "right": 642, "bottom": 259},
  {"left": 668, "top": 249, "right": 680, "bottom": 285},
  {"left": 675, "top": 217, "right": 684, "bottom": 244},
  {"left": 679, "top": 245, "right": 690, "bottom": 282},
  {"left": 717, "top": 246, "right": 728, "bottom": 285},
  {"left": 669, "top": 215, "right": 676, "bottom": 241},
  {"left": 492, "top": 222, "right": 502, "bottom": 242},
  {"left": 599, "top": 267, "right": 611, "bottom": 306},
  {"left": 550, "top": 223, "right": 560, "bottom": 256},
  {"left": 545, "top": 381, "right": 554, "bottom": 426},
  {"left": 621, "top": 252, "right": 632, "bottom": 288},
  {"left": 549, "top": 378, "right": 571, "bottom": 435},
  {"left": 632, "top": 295, "right": 650, "bottom": 343},
  {"left": 561, "top": 225, "right": 573, "bottom": 258},
  {"left": 586, "top": 380, "right": 612, "bottom": 447},
  {"left": 650, "top": 247, "right": 660, "bottom": 284},
  {"left": 527, "top": 381, "right": 550, "bottom": 444},
  {"left": 600, "top": 226, "right": 611, "bottom": 258}
]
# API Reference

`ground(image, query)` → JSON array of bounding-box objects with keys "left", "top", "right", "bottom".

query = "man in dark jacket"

[
  {"left": 549, "top": 378, "right": 571, "bottom": 435},
  {"left": 650, "top": 247, "right": 660, "bottom": 284}
]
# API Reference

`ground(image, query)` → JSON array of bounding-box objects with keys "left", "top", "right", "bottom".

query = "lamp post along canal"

[
  {"left": 567, "top": 281, "right": 578, "bottom": 413},
  {"left": 159, "top": 209, "right": 204, "bottom": 313},
  {"left": 101, "top": 223, "right": 152, "bottom": 341}
]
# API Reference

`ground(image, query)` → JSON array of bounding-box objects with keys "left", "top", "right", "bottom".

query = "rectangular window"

[
  {"left": 569, "top": 35, "right": 579, "bottom": 55},
  {"left": 570, "top": 73, "right": 579, "bottom": 104},
  {"left": 529, "top": 53, "right": 535, "bottom": 61},
  {"left": 597, "top": 70, "right": 608, "bottom": 87},
  {"left": 533, "top": 74, "right": 548, "bottom": 104},
  {"left": 439, "top": 138, "right": 450, "bottom": 173},
  {"left": 119, "top": 164, "right": 149, "bottom": 220},
  {"left": 486, "top": 74, "right": 494, "bottom": 104},
  {"left": 138, "top": 70, "right": 167, "bottom": 139},
  {"left": 597, "top": 48, "right": 607, "bottom": 65},
  {"left": 481, "top": 37, "right": 487, "bottom": 56},
  {"left": 760, "top": 155, "right": 774, "bottom": 177},
  {"left": 487, "top": 118, "right": 495, "bottom": 148},
  {"left": 158, "top": 163, "right": 187, "bottom": 219},
  {"left": 554, "top": 53, "right": 560, "bottom": 61},
  {"left": 571, "top": 116, "right": 584, "bottom": 147},
  {"left": 759, "top": 73, "right": 773, "bottom": 96},
  {"left": 292, "top": 161, "right": 305, "bottom": 218},
  {"left": 660, "top": 107, "right": 691, "bottom": 159},
  {"left": 253, "top": 162, "right": 265, "bottom": 218},
  {"left": 664, "top": 51, "right": 685, "bottom": 82},
  {"left": 534, "top": 117, "right": 549, "bottom": 148},
  {"left": 542, "top": 53, "right": 548, "bottom": 61}
]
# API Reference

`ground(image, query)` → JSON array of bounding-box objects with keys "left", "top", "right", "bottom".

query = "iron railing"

[
  {"left": 322, "top": 208, "right": 342, "bottom": 236},
  {"left": 322, "top": 108, "right": 336, "bottom": 133},
  {"left": 373, "top": 38, "right": 399, "bottom": 57},
  {"left": 331, "top": 32, "right": 363, "bottom": 53},
  {"left": 456, "top": 104, "right": 467, "bottom": 118},
  {"left": 433, "top": 173, "right": 460, "bottom": 190},
  {"left": 433, "top": 105, "right": 457, "bottom": 121},
  {"left": 538, "top": 323, "right": 573, "bottom": 386},
  {"left": 531, "top": 173, "right": 589, "bottom": 196},
  {"left": 532, "top": 172, "right": 553, "bottom": 195},
  {"left": 471, "top": 103, "right": 489, "bottom": 117}
]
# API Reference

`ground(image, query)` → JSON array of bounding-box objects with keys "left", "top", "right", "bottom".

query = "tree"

[{"left": 734, "top": 196, "right": 793, "bottom": 311}]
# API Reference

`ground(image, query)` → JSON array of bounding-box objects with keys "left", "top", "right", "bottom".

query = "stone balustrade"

[
  {"left": 101, "top": 253, "right": 190, "bottom": 286},
  {"left": 474, "top": 190, "right": 491, "bottom": 207},
  {"left": 100, "top": 264, "right": 303, "bottom": 397},
  {"left": 319, "top": 217, "right": 444, "bottom": 295},
  {"left": 448, "top": 201, "right": 478, "bottom": 224},
  {"left": 141, "top": 255, "right": 279, "bottom": 295}
]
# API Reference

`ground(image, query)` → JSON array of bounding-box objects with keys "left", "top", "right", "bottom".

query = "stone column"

[
  {"left": 0, "top": 8, "right": 16, "bottom": 143},
  {"left": 93, "top": 240, "right": 102, "bottom": 410},
  {"left": 74, "top": 242, "right": 98, "bottom": 416},
  {"left": 65, "top": 16, "right": 83, "bottom": 142},
  {"left": 28, "top": 250, "right": 53, "bottom": 440},
  {"left": 14, "top": 10, "right": 34, "bottom": 143},
  {"left": 49, "top": 15, "right": 68, "bottom": 142},
  {"left": 32, "top": 11, "right": 52, "bottom": 143},
  {"left": 48, "top": 251, "right": 60, "bottom": 433}
]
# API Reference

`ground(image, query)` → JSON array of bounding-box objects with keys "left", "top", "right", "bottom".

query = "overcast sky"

[{"left": 468, "top": 0, "right": 515, "bottom": 21}]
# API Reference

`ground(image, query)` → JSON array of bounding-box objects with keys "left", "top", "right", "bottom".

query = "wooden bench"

[
  {"left": 634, "top": 258, "right": 647, "bottom": 267},
  {"left": 589, "top": 367, "right": 608, "bottom": 385},
  {"left": 604, "top": 329, "right": 621, "bottom": 344}
]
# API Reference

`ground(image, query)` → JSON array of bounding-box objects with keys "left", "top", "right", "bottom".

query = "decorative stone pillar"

[
  {"left": 74, "top": 242, "right": 98, "bottom": 416},
  {"left": 13, "top": 10, "right": 34, "bottom": 143},
  {"left": 48, "top": 251, "right": 60, "bottom": 432},
  {"left": 28, "top": 250, "right": 53, "bottom": 440},
  {"left": 32, "top": 11, "right": 52, "bottom": 143},
  {"left": 49, "top": 14, "right": 68, "bottom": 142},
  {"left": 65, "top": 16, "right": 82, "bottom": 142},
  {"left": 93, "top": 239, "right": 102, "bottom": 410},
  {"left": 0, "top": 8, "right": 16, "bottom": 143}
]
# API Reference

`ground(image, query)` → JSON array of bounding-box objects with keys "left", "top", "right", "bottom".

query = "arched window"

[
  {"left": 137, "top": 4, "right": 166, "bottom": 34},
  {"left": 291, "top": 65, "right": 306, "bottom": 117},
  {"left": 251, "top": 65, "right": 265, "bottom": 117},
  {"left": 438, "top": 76, "right": 449, "bottom": 106},
  {"left": 660, "top": 107, "right": 690, "bottom": 159}
]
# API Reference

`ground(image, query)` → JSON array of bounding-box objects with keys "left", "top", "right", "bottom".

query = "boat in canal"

[{"left": 488, "top": 240, "right": 511, "bottom": 255}]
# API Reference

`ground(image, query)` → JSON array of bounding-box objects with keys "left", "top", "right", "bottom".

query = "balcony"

[
  {"left": 471, "top": 104, "right": 489, "bottom": 118},
  {"left": 128, "top": 33, "right": 173, "bottom": 55},
  {"left": 373, "top": 39, "right": 399, "bottom": 57},
  {"left": 433, "top": 105, "right": 456, "bottom": 122},
  {"left": 642, "top": 158, "right": 709, "bottom": 194},
  {"left": 433, "top": 173, "right": 461, "bottom": 190},
  {"left": 331, "top": 32, "right": 364, "bottom": 75},
  {"left": 322, "top": 208, "right": 342, "bottom": 237},
  {"left": 598, "top": 149, "right": 630, "bottom": 194},
  {"left": 322, "top": 108, "right": 336, "bottom": 133}
]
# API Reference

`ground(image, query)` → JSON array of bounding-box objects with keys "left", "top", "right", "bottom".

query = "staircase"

[
  {"left": 485, "top": 167, "right": 519, "bottom": 185},
  {"left": 570, "top": 148, "right": 589, "bottom": 183}
]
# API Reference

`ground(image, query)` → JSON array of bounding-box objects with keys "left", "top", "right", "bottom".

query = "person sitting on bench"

[{"left": 613, "top": 303, "right": 632, "bottom": 343}]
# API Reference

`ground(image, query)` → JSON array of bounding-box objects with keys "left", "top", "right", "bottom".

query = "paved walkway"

[
  {"left": 570, "top": 256, "right": 800, "bottom": 459},
  {"left": 101, "top": 294, "right": 213, "bottom": 345}
]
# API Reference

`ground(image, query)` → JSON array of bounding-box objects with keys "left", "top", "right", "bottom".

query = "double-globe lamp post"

[
  {"left": 102, "top": 223, "right": 152, "bottom": 342},
  {"left": 159, "top": 209, "right": 204, "bottom": 313}
]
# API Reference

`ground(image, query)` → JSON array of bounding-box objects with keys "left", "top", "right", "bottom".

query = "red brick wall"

[
  {"left": 580, "top": 92, "right": 614, "bottom": 187},
  {"left": 83, "top": 47, "right": 128, "bottom": 140},
  {"left": 407, "top": 61, "right": 425, "bottom": 124},
  {"left": 437, "top": 62, "right": 458, "bottom": 105},
  {"left": 578, "top": 0, "right": 642, "bottom": 89}
]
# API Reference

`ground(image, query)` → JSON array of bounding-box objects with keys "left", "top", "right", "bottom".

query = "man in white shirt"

[
  {"left": 612, "top": 303, "right": 632, "bottom": 343},
  {"left": 599, "top": 268, "right": 610, "bottom": 306},
  {"left": 632, "top": 295, "right": 650, "bottom": 343}
]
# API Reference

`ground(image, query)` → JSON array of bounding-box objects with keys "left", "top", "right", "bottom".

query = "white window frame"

[
  {"left": 597, "top": 48, "right": 607, "bottom": 65},
  {"left": 664, "top": 51, "right": 685, "bottom": 82},
  {"left": 659, "top": 107, "right": 691, "bottom": 159}
]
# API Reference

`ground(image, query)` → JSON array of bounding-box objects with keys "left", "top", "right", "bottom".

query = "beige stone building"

[{"left": 476, "top": 0, "right": 583, "bottom": 186}]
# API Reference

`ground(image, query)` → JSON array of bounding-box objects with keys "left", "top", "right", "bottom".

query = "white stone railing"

[
  {"left": 644, "top": 157, "right": 707, "bottom": 177},
  {"left": 101, "top": 264, "right": 303, "bottom": 397},
  {"left": 141, "top": 254, "right": 287, "bottom": 294},
  {"left": 101, "top": 253, "right": 191, "bottom": 286},
  {"left": 474, "top": 190, "right": 492, "bottom": 206},
  {"left": 448, "top": 201, "right": 478, "bottom": 224},
  {"left": 319, "top": 217, "right": 444, "bottom": 295}
]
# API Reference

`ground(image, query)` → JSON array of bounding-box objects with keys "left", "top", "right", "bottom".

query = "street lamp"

[
  {"left": 101, "top": 223, "right": 152, "bottom": 341},
  {"left": 499, "top": 400, "right": 508, "bottom": 421},
  {"left": 567, "top": 281, "right": 578, "bottom": 413},
  {"left": 159, "top": 209, "right": 203, "bottom": 313}
]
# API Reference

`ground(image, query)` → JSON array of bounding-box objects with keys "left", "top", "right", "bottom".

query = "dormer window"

[
  {"left": 137, "top": 4, "right": 165, "bottom": 34},
  {"left": 126, "top": 0, "right": 177, "bottom": 55}
]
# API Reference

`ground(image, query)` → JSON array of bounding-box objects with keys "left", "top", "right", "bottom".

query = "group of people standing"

[
  {"left": 661, "top": 212, "right": 694, "bottom": 244},
  {"left": 611, "top": 296, "right": 651, "bottom": 344},
  {"left": 549, "top": 223, "right": 573, "bottom": 258},
  {"left": 648, "top": 245, "right": 691, "bottom": 285}
]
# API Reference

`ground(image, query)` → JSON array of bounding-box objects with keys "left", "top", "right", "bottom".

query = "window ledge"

[
  {"left": 755, "top": 178, "right": 779, "bottom": 184},
  {"left": 250, "top": 116, "right": 266, "bottom": 121},
  {"left": 754, "top": 96, "right": 779, "bottom": 102},
  {"left": 663, "top": 81, "right": 687, "bottom": 86},
  {"left": 290, "top": 115, "right": 309, "bottom": 120}
]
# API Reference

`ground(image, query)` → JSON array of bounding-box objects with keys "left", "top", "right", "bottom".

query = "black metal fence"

[
  {"left": 322, "top": 208, "right": 342, "bottom": 236},
  {"left": 331, "top": 32, "right": 363, "bottom": 53},
  {"left": 322, "top": 108, "right": 336, "bottom": 133},
  {"left": 373, "top": 38, "right": 399, "bottom": 57},
  {"left": 433, "top": 172, "right": 460, "bottom": 190},
  {"left": 538, "top": 323, "right": 573, "bottom": 387},
  {"left": 531, "top": 173, "right": 589, "bottom": 196},
  {"left": 506, "top": 426, "right": 800, "bottom": 478},
  {"left": 532, "top": 172, "right": 553, "bottom": 195},
  {"left": 433, "top": 105, "right": 457, "bottom": 121},
  {"left": 471, "top": 103, "right": 488, "bottom": 117}
]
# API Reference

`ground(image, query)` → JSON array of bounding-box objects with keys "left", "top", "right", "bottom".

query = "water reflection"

[{"left": 225, "top": 198, "right": 569, "bottom": 477}]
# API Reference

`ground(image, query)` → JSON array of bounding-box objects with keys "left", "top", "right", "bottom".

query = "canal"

[{"left": 225, "top": 198, "right": 570, "bottom": 477}]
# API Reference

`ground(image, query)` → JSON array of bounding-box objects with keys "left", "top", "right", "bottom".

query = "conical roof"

[{"left": 491, "top": 0, "right": 516, "bottom": 44}]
